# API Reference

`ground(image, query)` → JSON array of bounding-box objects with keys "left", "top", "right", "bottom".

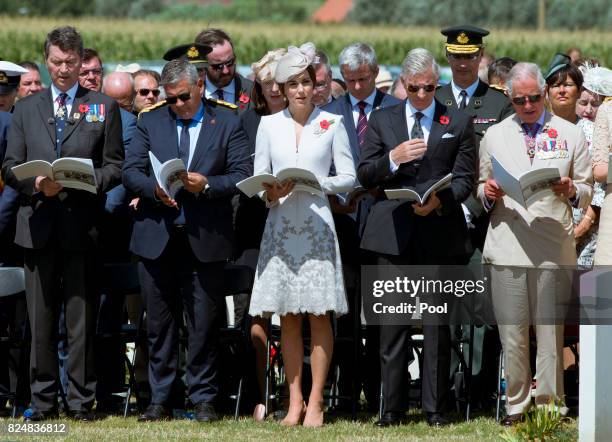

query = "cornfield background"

[{"left": 1, "top": 16, "right": 611, "bottom": 68}]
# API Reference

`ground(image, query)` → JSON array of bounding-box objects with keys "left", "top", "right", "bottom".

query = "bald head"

[{"left": 102, "top": 71, "right": 135, "bottom": 112}]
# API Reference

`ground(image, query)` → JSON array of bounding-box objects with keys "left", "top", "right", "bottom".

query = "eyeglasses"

[
  {"left": 137, "top": 88, "right": 161, "bottom": 97},
  {"left": 165, "top": 92, "right": 191, "bottom": 104},
  {"left": 511, "top": 94, "right": 542, "bottom": 105},
  {"left": 79, "top": 68, "right": 103, "bottom": 77},
  {"left": 314, "top": 82, "right": 329, "bottom": 91},
  {"left": 447, "top": 52, "right": 480, "bottom": 61},
  {"left": 208, "top": 57, "right": 236, "bottom": 71},
  {"left": 406, "top": 84, "right": 436, "bottom": 93}
]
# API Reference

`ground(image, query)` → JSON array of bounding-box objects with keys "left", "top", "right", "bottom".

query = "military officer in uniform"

[
  {"left": 434, "top": 25, "right": 514, "bottom": 411},
  {"left": 163, "top": 43, "right": 240, "bottom": 116}
]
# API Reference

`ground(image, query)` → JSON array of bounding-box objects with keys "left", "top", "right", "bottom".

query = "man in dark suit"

[
  {"left": 194, "top": 28, "right": 253, "bottom": 113},
  {"left": 1, "top": 26, "right": 123, "bottom": 421},
  {"left": 322, "top": 42, "right": 401, "bottom": 412},
  {"left": 434, "top": 25, "right": 513, "bottom": 409},
  {"left": 358, "top": 48, "right": 475, "bottom": 427},
  {"left": 123, "top": 58, "right": 250, "bottom": 422}
]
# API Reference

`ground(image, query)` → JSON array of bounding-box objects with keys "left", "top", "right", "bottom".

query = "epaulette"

[
  {"left": 206, "top": 97, "right": 238, "bottom": 110},
  {"left": 488, "top": 84, "right": 508, "bottom": 95},
  {"left": 138, "top": 100, "right": 167, "bottom": 119},
  {"left": 604, "top": 96, "right": 612, "bottom": 103}
]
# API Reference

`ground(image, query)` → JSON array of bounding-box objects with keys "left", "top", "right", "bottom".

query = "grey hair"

[
  {"left": 401, "top": 48, "right": 439, "bottom": 79},
  {"left": 506, "top": 62, "right": 546, "bottom": 96},
  {"left": 160, "top": 59, "right": 199, "bottom": 87},
  {"left": 338, "top": 42, "right": 377, "bottom": 72}
]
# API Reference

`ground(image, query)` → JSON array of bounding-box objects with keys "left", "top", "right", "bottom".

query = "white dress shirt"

[
  {"left": 348, "top": 89, "right": 377, "bottom": 127},
  {"left": 389, "top": 100, "right": 436, "bottom": 172},
  {"left": 51, "top": 81, "right": 79, "bottom": 116}
]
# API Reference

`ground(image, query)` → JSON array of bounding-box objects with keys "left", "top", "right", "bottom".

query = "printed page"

[
  {"left": 52, "top": 158, "right": 97, "bottom": 193},
  {"left": 10, "top": 160, "right": 53, "bottom": 181}
]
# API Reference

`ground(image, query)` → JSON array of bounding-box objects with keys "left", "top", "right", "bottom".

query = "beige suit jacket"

[{"left": 477, "top": 112, "right": 592, "bottom": 266}]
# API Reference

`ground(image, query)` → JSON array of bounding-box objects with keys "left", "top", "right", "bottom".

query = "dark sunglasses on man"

[
  {"left": 511, "top": 94, "right": 542, "bottom": 106},
  {"left": 208, "top": 57, "right": 236, "bottom": 71},
  {"left": 136, "top": 88, "right": 161, "bottom": 97},
  {"left": 406, "top": 84, "right": 436, "bottom": 93},
  {"left": 165, "top": 93, "right": 191, "bottom": 104}
]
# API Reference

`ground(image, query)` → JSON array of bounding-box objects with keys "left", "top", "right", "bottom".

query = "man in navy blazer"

[
  {"left": 322, "top": 42, "right": 401, "bottom": 412},
  {"left": 123, "top": 59, "right": 250, "bottom": 422},
  {"left": 358, "top": 48, "right": 475, "bottom": 427}
]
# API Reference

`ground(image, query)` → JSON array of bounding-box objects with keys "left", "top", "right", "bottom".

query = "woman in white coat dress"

[{"left": 248, "top": 43, "right": 356, "bottom": 427}]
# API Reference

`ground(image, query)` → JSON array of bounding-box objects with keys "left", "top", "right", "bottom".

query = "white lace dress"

[{"left": 248, "top": 108, "right": 356, "bottom": 317}]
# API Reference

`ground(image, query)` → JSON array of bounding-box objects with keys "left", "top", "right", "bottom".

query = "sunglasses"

[
  {"left": 447, "top": 52, "right": 480, "bottom": 61},
  {"left": 165, "top": 92, "right": 191, "bottom": 104},
  {"left": 406, "top": 84, "right": 436, "bottom": 93},
  {"left": 137, "top": 88, "right": 161, "bottom": 97},
  {"left": 511, "top": 94, "right": 542, "bottom": 105},
  {"left": 208, "top": 57, "right": 236, "bottom": 71}
]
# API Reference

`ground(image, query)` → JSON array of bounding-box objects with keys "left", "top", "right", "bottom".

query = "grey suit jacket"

[{"left": 1, "top": 85, "right": 123, "bottom": 250}]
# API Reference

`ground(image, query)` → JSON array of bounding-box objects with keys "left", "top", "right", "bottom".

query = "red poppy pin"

[
  {"left": 547, "top": 128, "right": 558, "bottom": 139},
  {"left": 320, "top": 120, "right": 331, "bottom": 130},
  {"left": 79, "top": 104, "right": 90, "bottom": 113},
  {"left": 239, "top": 93, "right": 250, "bottom": 104},
  {"left": 439, "top": 115, "right": 450, "bottom": 125}
]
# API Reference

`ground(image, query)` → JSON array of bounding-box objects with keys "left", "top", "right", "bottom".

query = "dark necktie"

[
  {"left": 55, "top": 92, "right": 68, "bottom": 158},
  {"left": 356, "top": 101, "right": 368, "bottom": 148},
  {"left": 216, "top": 89, "right": 224, "bottom": 101},
  {"left": 178, "top": 119, "right": 192, "bottom": 166},
  {"left": 411, "top": 111, "right": 425, "bottom": 164},
  {"left": 459, "top": 89, "right": 468, "bottom": 110},
  {"left": 175, "top": 119, "right": 192, "bottom": 226}
]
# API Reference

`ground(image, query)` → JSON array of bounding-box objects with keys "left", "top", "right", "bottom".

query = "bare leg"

[
  {"left": 304, "top": 314, "right": 333, "bottom": 427},
  {"left": 280, "top": 314, "right": 306, "bottom": 426},
  {"left": 250, "top": 317, "right": 269, "bottom": 420}
]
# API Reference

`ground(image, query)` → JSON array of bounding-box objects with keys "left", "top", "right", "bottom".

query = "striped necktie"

[{"left": 357, "top": 101, "right": 368, "bottom": 148}]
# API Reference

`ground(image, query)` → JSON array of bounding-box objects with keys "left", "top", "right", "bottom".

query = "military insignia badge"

[
  {"left": 74, "top": 113, "right": 80, "bottom": 120},
  {"left": 0, "top": 72, "right": 7, "bottom": 83},
  {"left": 85, "top": 104, "right": 106, "bottom": 122},
  {"left": 55, "top": 107, "right": 66, "bottom": 118},
  {"left": 474, "top": 98, "right": 482, "bottom": 107},
  {"left": 187, "top": 46, "right": 199, "bottom": 59},
  {"left": 445, "top": 99, "right": 453, "bottom": 106},
  {"left": 457, "top": 32, "right": 469, "bottom": 44}
]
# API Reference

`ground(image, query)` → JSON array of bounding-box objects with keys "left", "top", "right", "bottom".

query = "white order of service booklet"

[{"left": 11, "top": 157, "right": 97, "bottom": 193}]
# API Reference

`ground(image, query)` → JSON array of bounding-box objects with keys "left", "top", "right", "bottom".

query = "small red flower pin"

[
  {"left": 547, "top": 128, "right": 558, "bottom": 139},
  {"left": 320, "top": 120, "right": 330, "bottom": 130},
  {"left": 79, "top": 104, "right": 90, "bottom": 113},
  {"left": 439, "top": 115, "right": 450, "bottom": 125},
  {"left": 239, "top": 93, "right": 250, "bottom": 104}
]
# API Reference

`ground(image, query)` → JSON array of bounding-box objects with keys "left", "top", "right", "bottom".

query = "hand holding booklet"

[
  {"left": 384, "top": 173, "right": 452, "bottom": 205},
  {"left": 11, "top": 157, "right": 97, "bottom": 193},
  {"left": 148, "top": 151, "right": 186, "bottom": 199},
  {"left": 236, "top": 167, "right": 323, "bottom": 198},
  {"left": 491, "top": 156, "right": 560, "bottom": 207}
]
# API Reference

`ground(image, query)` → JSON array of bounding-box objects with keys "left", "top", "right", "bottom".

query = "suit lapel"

[
  {"left": 466, "top": 80, "right": 487, "bottom": 113},
  {"left": 188, "top": 100, "right": 215, "bottom": 171},
  {"left": 61, "top": 86, "right": 88, "bottom": 142},
  {"left": 390, "top": 103, "right": 409, "bottom": 143},
  {"left": 436, "top": 84, "right": 456, "bottom": 109},
  {"left": 426, "top": 102, "right": 445, "bottom": 158},
  {"left": 372, "top": 89, "right": 385, "bottom": 110},
  {"left": 506, "top": 115, "right": 531, "bottom": 171},
  {"left": 37, "top": 90, "right": 56, "bottom": 146}
]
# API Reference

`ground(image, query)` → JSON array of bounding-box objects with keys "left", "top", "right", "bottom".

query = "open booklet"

[
  {"left": 148, "top": 152, "right": 186, "bottom": 199},
  {"left": 491, "top": 156, "right": 560, "bottom": 207},
  {"left": 384, "top": 173, "right": 452, "bottom": 205},
  {"left": 236, "top": 167, "right": 324, "bottom": 198},
  {"left": 11, "top": 157, "right": 97, "bottom": 193}
]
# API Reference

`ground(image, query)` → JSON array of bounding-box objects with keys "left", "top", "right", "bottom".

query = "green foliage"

[
  {"left": 148, "top": 0, "right": 321, "bottom": 23},
  {"left": 1, "top": 17, "right": 611, "bottom": 69},
  {"left": 350, "top": 0, "right": 612, "bottom": 30},
  {"left": 500, "top": 402, "right": 564, "bottom": 442}
]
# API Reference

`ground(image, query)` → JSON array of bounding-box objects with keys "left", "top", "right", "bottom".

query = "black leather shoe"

[
  {"left": 138, "top": 404, "right": 171, "bottom": 422},
  {"left": 375, "top": 411, "right": 404, "bottom": 427},
  {"left": 23, "top": 409, "right": 59, "bottom": 421},
  {"left": 501, "top": 413, "right": 524, "bottom": 427},
  {"left": 71, "top": 410, "right": 95, "bottom": 421},
  {"left": 195, "top": 402, "right": 218, "bottom": 423},
  {"left": 426, "top": 412, "right": 448, "bottom": 427}
]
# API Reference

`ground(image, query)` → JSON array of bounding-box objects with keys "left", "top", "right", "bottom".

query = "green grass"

[
  {"left": 1, "top": 16, "right": 611, "bottom": 68},
  {"left": 0, "top": 413, "right": 578, "bottom": 441}
]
